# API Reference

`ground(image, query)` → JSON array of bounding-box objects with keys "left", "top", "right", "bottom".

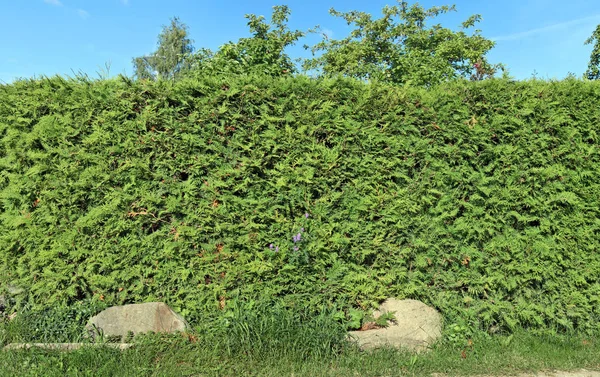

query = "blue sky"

[{"left": 1, "top": 0, "right": 600, "bottom": 83}]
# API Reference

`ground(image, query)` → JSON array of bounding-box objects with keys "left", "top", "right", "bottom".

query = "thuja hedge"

[{"left": 1, "top": 74, "right": 600, "bottom": 334}]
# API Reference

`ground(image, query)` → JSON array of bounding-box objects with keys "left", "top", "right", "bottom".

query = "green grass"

[
  {"left": 1, "top": 330, "right": 599, "bottom": 377},
  {"left": 1, "top": 302, "right": 599, "bottom": 377}
]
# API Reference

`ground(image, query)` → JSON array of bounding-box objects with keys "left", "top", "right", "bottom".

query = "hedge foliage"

[{"left": 1, "top": 75, "right": 600, "bottom": 334}]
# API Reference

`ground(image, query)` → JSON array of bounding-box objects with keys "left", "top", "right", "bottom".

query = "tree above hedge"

[
  {"left": 585, "top": 24, "right": 600, "bottom": 80},
  {"left": 187, "top": 5, "right": 305, "bottom": 77},
  {"left": 132, "top": 2, "right": 504, "bottom": 86},
  {"left": 303, "top": 1, "right": 502, "bottom": 86},
  {"left": 132, "top": 6, "right": 304, "bottom": 81},
  {"left": 132, "top": 17, "right": 195, "bottom": 81}
]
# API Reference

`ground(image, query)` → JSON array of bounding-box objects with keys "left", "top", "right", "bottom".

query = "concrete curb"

[{"left": 3, "top": 343, "right": 133, "bottom": 351}]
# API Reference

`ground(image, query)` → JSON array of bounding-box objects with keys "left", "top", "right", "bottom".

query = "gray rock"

[
  {"left": 348, "top": 299, "right": 442, "bottom": 353},
  {"left": 7, "top": 285, "right": 24, "bottom": 295},
  {"left": 86, "top": 302, "right": 188, "bottom": 341},
  {"left": 0, "top": 283, "right": 24, "bottom": 307}
]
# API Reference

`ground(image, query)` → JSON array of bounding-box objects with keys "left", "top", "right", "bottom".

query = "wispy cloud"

[
  {"left": 492, "top": 14, "right": 600, "bottom": 41},
  {"left": 42, "top": 0, "right": 91, "bottom": 20},
  {"left": 121, "top": 0, "right": 129, "bottom": 5},
  {"left": 322, "top": 28, "right": 334, "bottom": 39},
  {"left": 43, "top": 0, "right": 63, "bottom": 6},
  {"left": 77, "top": 9, "right": 90, "bottom": 19}
]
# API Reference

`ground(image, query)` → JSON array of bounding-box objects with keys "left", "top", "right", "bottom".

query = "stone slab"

[{"left": 3, "top": 343, "right": 133, "bottom": 351}]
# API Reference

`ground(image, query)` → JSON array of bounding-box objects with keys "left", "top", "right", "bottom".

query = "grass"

[
  {"left": 1, "top": 330, "right": 599, "bottom": 376},
  {"left": 1, "top": 301, "right": 599, "bottom": 377}
]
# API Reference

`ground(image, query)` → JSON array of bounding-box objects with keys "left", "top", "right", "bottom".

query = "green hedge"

[{"left": 1, "top": 74, "right": 600, "bottom": 334}]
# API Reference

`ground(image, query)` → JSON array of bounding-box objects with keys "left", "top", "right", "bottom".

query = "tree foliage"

[
  {"left": 186, "top": 6, "right": 304, "bottom": 77},
  {"left": 303, "top": 1, "right": 501, "bottom": 86},
  {"left": 585, "top": 24, "right": 600, "bottom": 80},
  {"left": 131, "top": 3, "right": 503, "bottom": 86},
  {"left": 133, "top": 17, "right": 195, "bottom": 81}
]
